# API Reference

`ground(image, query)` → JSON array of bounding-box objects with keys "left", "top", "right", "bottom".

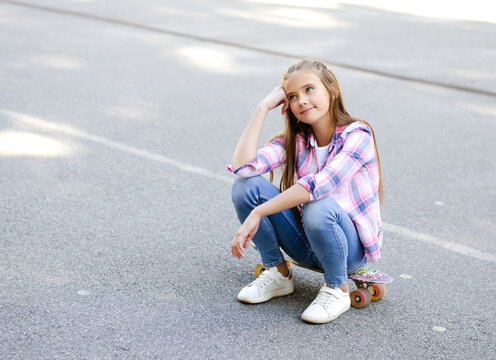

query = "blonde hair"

[{"left": 270, "top": 59, "right": 384, "bottom": 213}]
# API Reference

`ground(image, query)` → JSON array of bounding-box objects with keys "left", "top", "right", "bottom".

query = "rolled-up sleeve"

[
  {"left": 297, "top": 129, "right": 374, "bottom": 201},
  {"left": 227, "top": 137, "right": 286, "bottom": 177}
]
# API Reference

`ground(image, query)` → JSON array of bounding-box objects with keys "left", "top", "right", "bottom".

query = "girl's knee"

[
  {"left": 231, "top": 176, "right": 264, "bottom": 205},
  {"left": 302, "top": 196, "right": 341, "bottom": 230},
  {"left": 231, "top": 177, "right": 248, "bottom": 205}
]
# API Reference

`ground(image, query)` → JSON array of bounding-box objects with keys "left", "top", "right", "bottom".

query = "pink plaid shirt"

[{"left": 228, "top": 121, "right": 382, "bottom": 262}]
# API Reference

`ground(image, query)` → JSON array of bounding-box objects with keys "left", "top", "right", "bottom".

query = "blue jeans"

[{"left": 231, "top": 176, "right": 366, "bottom": 287}]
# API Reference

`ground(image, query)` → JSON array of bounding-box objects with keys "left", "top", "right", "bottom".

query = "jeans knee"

[
  {"left": 231, "top": 177, "right": 247, "bottom": 205},
  {"left": 231, "top": 176, "right": 263, "bottom": 206},
  {"left": 302, "top": 196, "right": 341, "bottom": 231}
]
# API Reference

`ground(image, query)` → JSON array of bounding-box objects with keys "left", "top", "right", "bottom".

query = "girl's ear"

[{"left": 330, "top": 83, "right": 338, "bottom": 100}]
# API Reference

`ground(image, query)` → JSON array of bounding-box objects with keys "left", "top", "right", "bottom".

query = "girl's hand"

[
  {"left": 260, "top": 87, "right": 289, "bottom": 115},
  {"left": 231, "top": 210, "right": 262, "bottom": 259}
]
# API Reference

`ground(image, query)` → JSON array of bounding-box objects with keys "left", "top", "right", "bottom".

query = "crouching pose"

[{"left": 229, "top": 59, "right": 384, "bottom": 324}]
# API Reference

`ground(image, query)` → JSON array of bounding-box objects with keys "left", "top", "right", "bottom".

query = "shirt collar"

[
  {"left": 306, "top": 127, "right": 344, "bottom": 149},
  {"left": 306, "top": 132, "right": 316, "bottom": 148}
]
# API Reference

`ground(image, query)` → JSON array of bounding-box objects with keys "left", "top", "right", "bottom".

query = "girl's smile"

[{"left": 300, "top": 106, "right": 315, "bottom": 115}]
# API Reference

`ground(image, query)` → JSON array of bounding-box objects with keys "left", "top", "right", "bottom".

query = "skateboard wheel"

[
  {"left": 371, "top": 283, "right": 387, "bottom": 301},
  {"left": 350, "top": 289, "right": 371, "bottom": 308},
  {"left": 254, "top": 264, "right": 265, "bottom": 278}
]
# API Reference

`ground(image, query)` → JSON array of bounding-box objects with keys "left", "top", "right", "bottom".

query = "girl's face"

[{"left": 284, "top": 70, "right": 332, "bottom": 126}]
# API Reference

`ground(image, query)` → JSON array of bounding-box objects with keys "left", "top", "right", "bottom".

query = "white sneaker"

[
  {"left": 301, "top": 285, "right": 351, "bottom": 324},
  {"left": 237, "top": 267, "right": 294, "bottom": 304}
]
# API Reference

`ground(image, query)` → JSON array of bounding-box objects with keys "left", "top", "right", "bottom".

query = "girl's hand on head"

[
  {"left": 231, "top": 210, "right": 262, "bottom": 259},
  {"left": 260, "top": 87, "right": 288, "bottom": 115}
]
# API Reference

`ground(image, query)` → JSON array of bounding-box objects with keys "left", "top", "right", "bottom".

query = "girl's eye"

[
  {"left": 306, "top": 87, "right": 314, "bottom": 93},
  {"left": 288, "top": 95, "right": 296, "bottom": 101}
]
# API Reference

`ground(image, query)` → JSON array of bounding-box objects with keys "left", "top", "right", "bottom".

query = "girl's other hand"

[
  {"left": 231, "top": 210, "right": 262, "bottom": 259},
  {"left": 260, "top": 87, "right": 289, "bottom": 115}
]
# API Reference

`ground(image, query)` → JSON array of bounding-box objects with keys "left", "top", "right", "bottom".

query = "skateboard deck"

[{"left": 251, "top": 243, "right": 392, "bottom": 308}]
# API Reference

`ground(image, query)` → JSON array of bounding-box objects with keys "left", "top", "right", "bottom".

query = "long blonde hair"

[{"left": 270, "top": 59, "right": 384, "bottom": 211}]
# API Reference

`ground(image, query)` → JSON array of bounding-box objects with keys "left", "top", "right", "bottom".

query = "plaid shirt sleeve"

[
  {"left": 227, "top": 136, "right": 286, "bottom": 177},
  {"left": 297, "top": 128, "right": 374, "bottom": 200}
]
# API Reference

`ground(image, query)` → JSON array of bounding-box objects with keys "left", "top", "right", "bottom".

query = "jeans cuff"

[{"left": 262, "top": 257, "right": 286, "bottom": 268}]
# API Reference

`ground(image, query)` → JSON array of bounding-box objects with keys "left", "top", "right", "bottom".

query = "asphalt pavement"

[{"left": 1, "top": 1, "right": 495, "bottom": 359}]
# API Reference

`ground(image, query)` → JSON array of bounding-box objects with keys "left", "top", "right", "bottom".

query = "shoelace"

[
  {"left": 248, "top": 270, "right": 278, "bottom": 288},
  {"left": 313, "top": 290, "right": 338, "bottom": 307}
]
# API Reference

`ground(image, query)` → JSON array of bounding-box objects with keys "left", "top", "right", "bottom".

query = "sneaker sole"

[
  {"left": 301, "top": 304, "right": 351, "bottom": 324},
  {"left": 238, "top": 287, "right": 294, "bottom": 304}
]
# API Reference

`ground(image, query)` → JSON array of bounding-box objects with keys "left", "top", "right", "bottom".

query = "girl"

[{"left": 228, "top": 59, "right": 383, "bottom": 324}]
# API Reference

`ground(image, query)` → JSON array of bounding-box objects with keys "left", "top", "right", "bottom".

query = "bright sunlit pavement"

[
  {"left": 0, "top": 131, "right": 73, "bottom": 157},
  {"left": 177, "top": 46, "right": 237, "bottom": 73},
  {"left": 246, "top": 0, "right": 496, "bottom": 23}
]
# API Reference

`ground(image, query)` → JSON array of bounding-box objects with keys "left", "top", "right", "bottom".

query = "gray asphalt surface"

[{"left": 1, "top": 1, "right": 495, "bottom": 359}]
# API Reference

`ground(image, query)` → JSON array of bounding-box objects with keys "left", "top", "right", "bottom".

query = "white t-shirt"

[{"left": 315, "top": 143, "right": 331, "bottom": 169}]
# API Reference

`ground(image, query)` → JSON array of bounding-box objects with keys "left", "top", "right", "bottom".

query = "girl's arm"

[
  {"left": 231, "top": 183, "right": 310, "bottom": 259},
  {"left": 232, "top": 87, "right": 288, "bottom": 169},
  {"left": 255, "top": 183, "right": 309, "bottom": 218}
]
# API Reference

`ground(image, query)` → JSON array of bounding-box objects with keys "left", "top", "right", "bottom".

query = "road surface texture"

[{"left": 1, "top": 1, "right": 495, "bottom": 359}]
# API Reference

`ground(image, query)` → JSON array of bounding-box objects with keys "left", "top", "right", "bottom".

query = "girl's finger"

[
  {"left": 231, "top": 235, "right": 241, "bottom": 257},
  {"left": 233, "top": 235, "right": 245, "bottom": 259},
  {"left": 238, "top": 237, "right": 245, "bottom": 257},
  {"left": 235, "top": 245, "right": 242, "bottom": 259},
  {"left": 243, "top": 235, "right": 252, "bottom": 249}
]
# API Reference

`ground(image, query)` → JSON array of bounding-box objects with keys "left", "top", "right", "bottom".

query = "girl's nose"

[{"left": 299, "top": 96, "right": 308, "bottom": 106}]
